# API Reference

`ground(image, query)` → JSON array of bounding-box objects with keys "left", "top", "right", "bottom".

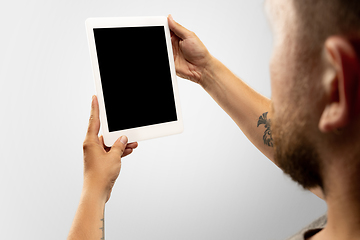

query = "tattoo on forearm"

[
  {"left": 100, "top": 218, "right": 104, "bottom": 240},
  {"left": 257, "top": 112, "right": 274, "bottom": 147}
]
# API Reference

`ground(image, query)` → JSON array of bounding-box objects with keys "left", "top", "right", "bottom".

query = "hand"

[
  {"left": 168, "top": 14, "right": 213, "bottom": 86},
  {"left": 82, "top": 95, "right": 138, "bottom": 202}
]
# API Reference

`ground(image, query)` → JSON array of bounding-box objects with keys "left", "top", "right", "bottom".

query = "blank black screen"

[{"left": 93, "top": 26, "right": 178, "bottom": 132}]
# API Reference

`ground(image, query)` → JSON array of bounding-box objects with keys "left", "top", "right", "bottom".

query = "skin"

[
  {"left": 68, "top": 2, "right": 360, "bottom": 239},
  {"left": 170, "top": 3, "right": 360, "bottom": 238},
  {"left": 309, "top": 38, "right": 360, "bottom": 240},
  {"left": 266, "top": 0, "right": 360, "bottom": 239},
  {"left": 67, "top": 95, "right": 138, "bottom": 240},
  {"left": 169, "top": 13, "right": 323, "bottom": 198}
]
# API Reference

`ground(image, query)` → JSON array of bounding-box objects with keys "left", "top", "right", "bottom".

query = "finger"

[
  {"left": 86, "top": 95, "right": 101, "bottom": 141},
  {"left": 126, "top": 142, "right": 138, "bottom": 149},
  {"left": 110, "top": 135, "right": 128, "bottom": 157},
  {"left": 167, "top": 14, "right": 192, "bottom": 40},
  {"left": 122, "top": 148, "right": 133, "bottom": 157},
  {"left": 99, "top": 135, "right": 111, "bottom": 152},
  {"left": 98, "top": 135, "right": 105, "bottom": 147}
]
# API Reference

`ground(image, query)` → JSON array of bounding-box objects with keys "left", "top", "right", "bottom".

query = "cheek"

[
  {"left": 270, "top": 51, "right": 284, "bottom": 111},
  {"left": 269, "top": 46, "right": 294, "bottom": 114}
]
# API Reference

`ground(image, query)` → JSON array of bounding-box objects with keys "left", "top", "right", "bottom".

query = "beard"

[{"left": 271, "top": 103, "right": 323, "bottom": 190}]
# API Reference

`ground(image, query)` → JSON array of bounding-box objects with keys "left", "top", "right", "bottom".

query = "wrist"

[
  {"left": 82, "top": 177, "right": 108, "bottom": 204},
  {"left": 199, "top": 56, "right": 223, "bottom": 91}
]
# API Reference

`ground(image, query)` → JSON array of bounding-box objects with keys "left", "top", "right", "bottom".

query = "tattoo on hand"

[
  {"left": 257, "top": 112, "right": 274, "bottom": 147},
  {"left": 100, "top": 218, "right": 104, "bottom": 240}
]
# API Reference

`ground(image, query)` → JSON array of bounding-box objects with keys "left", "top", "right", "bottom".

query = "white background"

[{"left": 0, "top": 0, "right": 326, "bottom": 239}]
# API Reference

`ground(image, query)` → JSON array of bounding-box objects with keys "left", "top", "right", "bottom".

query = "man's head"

[{"left": 266, "top": 0, "right": 360, "bottom": 192}]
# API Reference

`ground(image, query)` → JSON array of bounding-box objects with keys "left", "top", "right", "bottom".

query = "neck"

[{"left": 312, "top": 156, "right": 360, "bottom": 240}]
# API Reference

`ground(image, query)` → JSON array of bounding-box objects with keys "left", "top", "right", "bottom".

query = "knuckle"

[
  {"left": 82, "top": 141, "right": 89, "bottom": 150},
  {"left": 119, "top": 147, "right": 125, "bottom": 155},
  {"left": 117, "top": 146, "right": 125, "bottom": 156},
  {"left": 83, "top": 141, "right": 95, "bottom": 151}
]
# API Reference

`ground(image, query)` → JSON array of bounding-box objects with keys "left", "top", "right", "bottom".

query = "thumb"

[
  {"left": 168, "top": 14, "right": 192, "bottom": 40},
  {"left": 110, "top": 136, "right": 128, "bottom": 157}
]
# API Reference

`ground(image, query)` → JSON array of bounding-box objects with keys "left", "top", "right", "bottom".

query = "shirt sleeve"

[{"left": 286, "top": 214, "right": 327, "bottom": 240}]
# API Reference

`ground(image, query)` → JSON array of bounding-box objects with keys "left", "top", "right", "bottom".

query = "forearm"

[
  {"left": 67, "top": 186, "right": 106, "bottom": 240},
  {"left": 201, "top": 56, "right": 274, "bottom": 160},
  {"left": 201, "top": 57, "right": 325, "bottom": 199}
]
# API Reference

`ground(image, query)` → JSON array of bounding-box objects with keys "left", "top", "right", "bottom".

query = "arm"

[
  {"left": 168, "top": 15, "right": 273, "bottom": 162},
  {"left": 67, "top": 187, "right": 106, "bottom": 240},
  {"left": 67, "top": 96, "right": 138, "bottom": 240},
  {"left": 200, "top": 57, "right": 274, "bottom": 159},
  {"left": 168, "top": 15, "right": 324, "bottom": 199}
]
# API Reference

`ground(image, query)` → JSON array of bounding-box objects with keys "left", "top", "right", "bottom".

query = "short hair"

[
  {"left": 292, "top": 0, "right": 360, "bottom": 56},
  {"left": 287, "top": 0, "right": 360, "bottom": 93},
  {"left": 287, "top": 1, "right": 360, "bottom": 191}
]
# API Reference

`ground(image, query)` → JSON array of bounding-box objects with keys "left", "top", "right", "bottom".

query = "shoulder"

[{"left": 286, "top": 214, "right": 327, "bottom": 240}]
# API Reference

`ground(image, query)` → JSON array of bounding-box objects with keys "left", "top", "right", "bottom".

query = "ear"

[{"left": 319, "top": 36, "right": 360, "bottom": 133}]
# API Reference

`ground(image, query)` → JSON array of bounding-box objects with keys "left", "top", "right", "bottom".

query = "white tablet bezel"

[{"left": 85, "top": 16, "right": 183, "bottom": 146}]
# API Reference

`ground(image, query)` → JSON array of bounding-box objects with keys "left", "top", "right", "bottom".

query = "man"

[{"left": 68, "top": 0, "right": 360, "bottom": 239}]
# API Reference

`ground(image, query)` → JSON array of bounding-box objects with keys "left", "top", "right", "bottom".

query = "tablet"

[{"left": 85, "top": 16, "right": 183, "bottom": 146}]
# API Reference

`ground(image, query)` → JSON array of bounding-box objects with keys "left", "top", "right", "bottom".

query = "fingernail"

[
  {"left": 169, "top": 14, "right": 173, "bottom": 21},
  {"left": 120, "top": 136, "right": 128, "bottom": 145}
]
